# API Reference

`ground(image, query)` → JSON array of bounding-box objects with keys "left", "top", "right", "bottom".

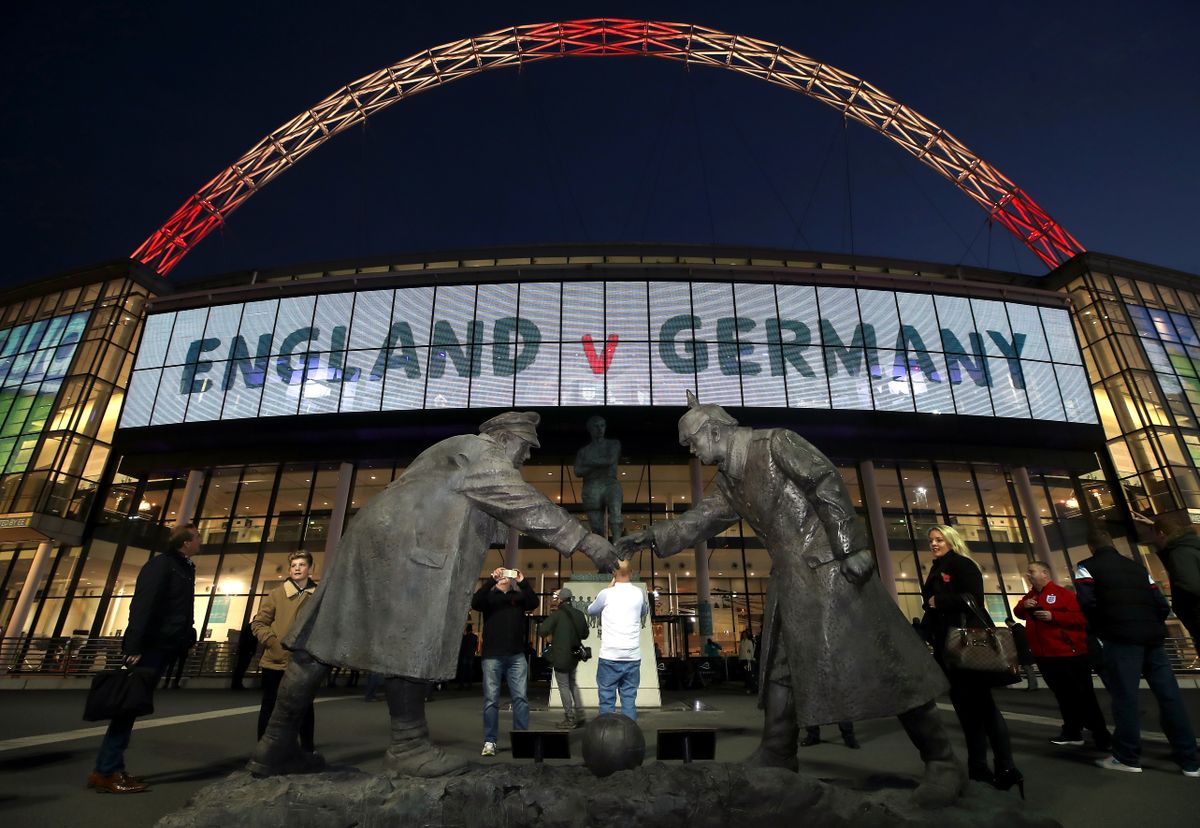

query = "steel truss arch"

[{"left": 133, "top": 19, "right": 1085, "bottom": 276}]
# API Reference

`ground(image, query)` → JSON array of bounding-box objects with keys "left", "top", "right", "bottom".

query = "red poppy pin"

[{"left": 941, "top": 573, "right": 951, "bottom": 583}]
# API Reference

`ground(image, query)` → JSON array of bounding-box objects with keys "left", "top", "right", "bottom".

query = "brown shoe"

[{"left": 88, "top": 772, "right": 149, "bottom": 794}]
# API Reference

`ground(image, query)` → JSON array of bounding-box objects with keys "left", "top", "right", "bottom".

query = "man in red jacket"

[{"left": 1016, "top": 561, "right": 1111, "bottom": 750}]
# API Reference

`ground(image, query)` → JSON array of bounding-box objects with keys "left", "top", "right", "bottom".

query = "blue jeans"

[
  {"left": 1102, "top": 639, "right": 1199, "bottom": 770},
  {"left": 481, "top": 654, "right": 529, "bottom": 743},
  {"left": 94, "top": 650, "right": 167, "bottom": 774},
  {"left": 596, "top": 658, "right": 640, "bottom": 720}
]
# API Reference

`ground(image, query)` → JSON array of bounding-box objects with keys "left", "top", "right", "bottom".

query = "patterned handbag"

[{"left": 942, "top": 594, "right": 1021, "bottom": 685}]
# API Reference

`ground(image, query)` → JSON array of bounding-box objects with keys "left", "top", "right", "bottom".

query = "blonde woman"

[{"left": 921, "top": 525, "right": 1023, "bottom": 797}]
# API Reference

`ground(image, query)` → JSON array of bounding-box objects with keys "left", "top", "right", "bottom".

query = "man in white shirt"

[{"left": 587, "top": 561, "right": 649, "bottom": 720}]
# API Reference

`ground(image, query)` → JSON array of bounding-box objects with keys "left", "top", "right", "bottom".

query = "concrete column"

[
  {"left": 689, "top": 458, "right": 713, "bottom": 638},
  {"left": 174, "top": 469, "right": 206, "bottom": 528},
  {"left": 322, "top": 462, "right": 355, "bottom": 573},
  {"left": 1013, "top": 466, "right": 1053, "bottom": 561},
  {"left": 6, "top": 541, "right": 55, "bottom": 637},
  {"left": 858, "top": 460, "right": 898, "bottom": 602},
  {"left": 504, "top": 526, "right": 520, "bottom": 569}
]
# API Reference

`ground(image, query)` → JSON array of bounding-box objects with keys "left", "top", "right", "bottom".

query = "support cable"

[
  {"left": 520, "top": 69, "right": 591, "bottom": 240},
  {"left": 686, "top": 73, "right": 718, "bottom": 247},
  {"left": 842, "top": 116, "right": 855, "bottom": 257},
  {"left": 626, "top": 67, "right": 688, "bottom": 241},
  {"left": 883, "top": 140, "right": 983, "bottom": 268},
  {"left": 792, "top": 117, "right": 842, "bottom": 251},
  {"left": 726, "top": 99, "right": 813, "bottom": 249}
]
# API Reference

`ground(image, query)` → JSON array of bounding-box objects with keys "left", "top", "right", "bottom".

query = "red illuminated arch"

[{"left": 133, "top": 19, "right": 1085, "bottom": 276}]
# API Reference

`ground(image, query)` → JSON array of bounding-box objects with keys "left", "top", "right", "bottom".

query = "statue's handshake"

[
  {"left": 615, "top": 530, "right": 668, "bottom": 560},
  {"left": 576, "top": 532, "right": 619, "bottom": 572}
]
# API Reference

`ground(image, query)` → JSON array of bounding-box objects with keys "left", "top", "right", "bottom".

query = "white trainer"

[
  {"left": 1096, "top": 756, "right": 1142, "bottom": 773},
  {"left": 1183, "top": 767, "right": 1200, "bottom": 778},
  {"left": 481, "top": 741, "right": 496, "bottom": 757}
]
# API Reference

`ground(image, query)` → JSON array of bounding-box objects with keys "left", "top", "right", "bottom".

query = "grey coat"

[
  {"left": 651, "top": 427, "right": 946, "bottom": 725},
  {"left": 285, "top": 433, "right": 588, "bottom": 679}
]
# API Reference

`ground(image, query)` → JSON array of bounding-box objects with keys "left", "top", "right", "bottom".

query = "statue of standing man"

[
  {"left": 574, "top": 415, "right": 623, "bottom": 541},
  {"left": 617, "top": 393, "right": 963, "bottom": 808}
]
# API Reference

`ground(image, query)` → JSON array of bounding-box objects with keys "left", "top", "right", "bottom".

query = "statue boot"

[
  {"left": 382, "top": 677, "right": 469, "bottom": 777},
  {"left": 246, "top": 653, "right": 328, "bottom": 777},
  {"left": 898, "top": 700, "right": 966, "bottom": 809},
  {"left": 744, "top": 679, "right": 799, "bottom": 772}
]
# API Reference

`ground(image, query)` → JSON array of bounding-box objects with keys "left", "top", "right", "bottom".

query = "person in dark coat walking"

[
  {"left": 922, "top": 525, "right": 1023, "bottom": 797},
  {"left": 1004, "top": 619, "right": 1038, "bottom": 691},
  {"left": 88, "top": 524, "right": 199, "bottom": 794},
  {"left": 1076, "top": 528, "right": 1199, "bottom": 776},
  {"left": 456, "top": 624, "right": 478, "bottom": 690},
  {"left": 537, "top": 587, "right": 590, "bottom": 729},
  {"left": 1151, "top": 511, "right": 1200, "bottom": 646},
  {"left": 230, "top": 620, "right": 257, "bottom": 691}
]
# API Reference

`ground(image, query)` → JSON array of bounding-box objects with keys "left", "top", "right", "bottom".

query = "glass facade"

[
  {"left": 0, "top": 277, "right": 148, "bottom": 521},
  {"left": 5, "top": 248, "right": 1199, "bottom": 664},
  {"left": 4, "top": 455, "right": 1104, "bottom": 657}
]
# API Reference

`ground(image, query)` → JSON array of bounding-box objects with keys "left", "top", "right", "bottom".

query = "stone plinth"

[{"left": 158, "top": 763, "right": 1060, "bottom": 828}]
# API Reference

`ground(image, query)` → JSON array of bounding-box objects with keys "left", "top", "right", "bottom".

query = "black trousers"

[
  {"left": 1173, "top": 596, "right": 1200, "bottom": 646},
  {"left": 945, "top": 670, "right": 1015, "bottom": 774},
  {"left": 259, "top": 667, "right": 315, "bottom": 751},
  {"left": 1037, "top": 655, "right": 1109, "bottom": 739}
]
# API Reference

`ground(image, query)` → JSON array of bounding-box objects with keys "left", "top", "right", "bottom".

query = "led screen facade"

[
  {"left": 119, "top": 281, "right": 1097, "bottom": 428},
  {"left": 0, "top": 311, "right": 91, "bottom": 473}
]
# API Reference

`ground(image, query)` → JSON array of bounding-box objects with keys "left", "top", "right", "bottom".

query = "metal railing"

[
  {"left": 1, "top": 636, "right": 258, "bottom": 679},
  {"left": 1, "top": 634, "right": 1196, "bottom": 680}
]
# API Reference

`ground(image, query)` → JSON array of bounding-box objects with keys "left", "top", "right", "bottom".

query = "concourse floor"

[{"left": 0, "top": 679, "right": 1197, "bottom": 827}]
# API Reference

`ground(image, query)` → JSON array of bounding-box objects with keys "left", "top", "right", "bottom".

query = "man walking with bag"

[
  {"left": 88, "top": 524, "right": 199, "bottom": 793},
  {"left": 538, "top": 587, "right": 590, "bottom": 729}
]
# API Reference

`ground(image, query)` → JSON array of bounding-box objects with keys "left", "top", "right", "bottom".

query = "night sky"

[{"left": 2, "top": 1, "right": 1197, "bottom": 290}]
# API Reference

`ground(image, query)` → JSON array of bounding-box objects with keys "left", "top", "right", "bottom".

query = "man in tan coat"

[{"left": 251, "top": 551, "right": 318, "bottom": 752}]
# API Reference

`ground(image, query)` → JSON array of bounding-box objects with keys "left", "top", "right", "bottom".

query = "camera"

[{"left": 501, "top": 568, "right": 519, "bottom": 579}]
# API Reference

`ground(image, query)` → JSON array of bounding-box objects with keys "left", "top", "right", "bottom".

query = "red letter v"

[{"left": 582, "top": 334, "right": 619, "bottom": 374}]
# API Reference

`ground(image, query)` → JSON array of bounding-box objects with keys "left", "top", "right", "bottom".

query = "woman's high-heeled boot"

[{"left": 993, "top": 765, "right": 1025, "bottom": 800}]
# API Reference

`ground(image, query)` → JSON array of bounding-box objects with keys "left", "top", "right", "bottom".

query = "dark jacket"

[
  {"left": 1159, "top": 532, "right": 1200, "bottom": 607},
  {"left": 1075, "top": 546, "right": 1170, "bottom": 645},
  {"left": 472, "top": 579, "right": 538, "bottom": 658},
  {"left": 1008, "top": 622, "right": 1034, "bottom": 665},
  {"left": 123, "top": 549, "right": 196, "bottom": 657},
  {"left": 537, "top": 602, "right": 589, "bottom": 672},
  {"left": 921, "top": 551, "right": 986, "bottom": 662}
]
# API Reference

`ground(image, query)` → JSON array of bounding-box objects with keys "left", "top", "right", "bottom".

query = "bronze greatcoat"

[
  {"left": 285, "top": 433, "right": 588, "bottom": 679},
  {"left": 651, "top": 428, "right": 946, "bottom": 725}
]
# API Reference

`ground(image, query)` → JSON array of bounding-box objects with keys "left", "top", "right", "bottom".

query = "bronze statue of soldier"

[
  {"left": 248, "top": 412, "right": 618, "bottom": 778},
  {"left": 574, "top": 415, "right": 623, "bottom": 540},
  {"left": 617, "top": 394, "right": 964, "bottom": 808}
]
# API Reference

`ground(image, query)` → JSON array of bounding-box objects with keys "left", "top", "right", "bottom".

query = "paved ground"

[{"left": 1, "top": 679, "right": 1197, "bottom": 827}]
